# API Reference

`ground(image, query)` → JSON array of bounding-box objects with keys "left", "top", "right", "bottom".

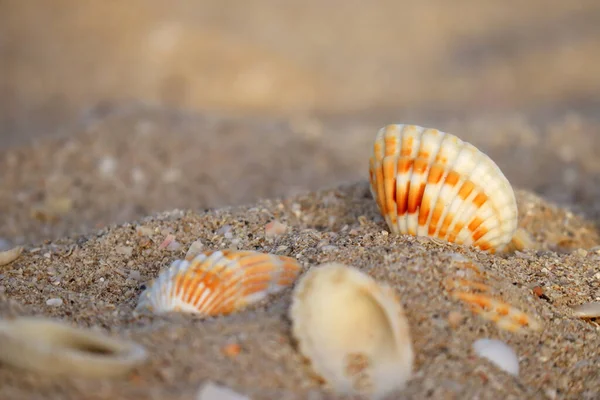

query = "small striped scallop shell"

[
  {"left": 136, "top": 250, "right": 301, "bottom": 316},
  {"left": 369, "top": 124, "right": 518, "bottom": 252},
  {"left": 290, "top": 263, "right": 414, "bottom": 399}
]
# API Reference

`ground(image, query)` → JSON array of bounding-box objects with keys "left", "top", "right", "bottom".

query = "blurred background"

[
  {"left": 3, "top": 0, "right": 600, "bottom": 142},
  {"left": 1, "top": 0, "right": 600, "bottom": 244}
]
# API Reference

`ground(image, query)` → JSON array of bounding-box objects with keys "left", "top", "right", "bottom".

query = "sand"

[
  {"left": 2, "top": 2, "right": 600, "bottom": 398},
  {"left": 1, "top": 109, "right": 600, "bottom": 399}
]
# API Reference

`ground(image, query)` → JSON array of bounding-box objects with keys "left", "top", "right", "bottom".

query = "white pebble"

[
  {"left": 115, "top": 245, "right": 134, "bottom": 257},
  {"left": 265, "top": 220, "right": 287, "bottom": 238},
  {"left": 46, "top": 298, "right": 63, "bottom": 307},
  {"left": 217, "top": 225, "right": 232, "bottom": 237},
  {"left": 128, "top": 270, "right": 141, "bottom": 281},
  {"left": 473, "top": 339, "right": 519, "bottom": 376},
  {"left": 131, "top": 167, "right": 146, "bottom": 185},
  {"left": 162, "top": 167, "right": 182, "bottom": 183},
  {"left": 185, "top": 239, "right": 205, "bottom": 260},
  {"left": 196, "top": 381, "right": 250, "bottom": 400},
  {"left": 98, "top": 156, "right": 117, "bottom": 177},
  {"left": 166, "top": 240, "right": 181, "bottom": 251}
]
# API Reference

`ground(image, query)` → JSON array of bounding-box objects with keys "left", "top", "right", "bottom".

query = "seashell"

[
  {"left": 473, "top": 338, "right": 519, "bottom": 376},
  {"left": 451, "top": 291, "right": 542, "bottom": 332},
  {"left": 0, "top": 246, "right": 23, "bottom": 266},
  {"left": 136, "top": 250, "right": 301, "bottom": 316},
  {"left": 196, "top": 381, "right": 250, "bottom": 400},
  {"left": 571, "top": 301, "right": 600, "bottom": 319},
  {"left": 0, "top": 317, "right": 147, "bottom": 378},
  {"left": 443, "top": 255, "right": 542, "bottom": 332},
  {"left": 369, "top": 124, "right": 518, "bottom": 253},
  {"left": 289, "top": 263, "right": 413, "bottom": 399}
]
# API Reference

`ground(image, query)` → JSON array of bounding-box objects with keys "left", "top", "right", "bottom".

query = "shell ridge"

[
  {"left": 136, "top": 251, "right": 300, "bottom": 316},
  {"left": 415, "top": 130, "right": 447, "bottom": 236},
  {"left": 435, "top": 147, "right": 479, "bottom": 240},
  {"left": 405, "top": 126, "right": 427, "bottom": 235},
  {"left": 440, "top": 146, "right": 492, "bottom": 243},
  {"left": 441, "top": 155, "right": 482, "bottom": 240},
  {"left": 423, "top": 135, "right": 466, "bottom": 236},
  {"left": 369, "top": 123, "right": 519, "bottom": 252}
]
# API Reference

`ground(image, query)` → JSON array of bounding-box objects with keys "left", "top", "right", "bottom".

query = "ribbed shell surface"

[
  {"left": 369, "top": 124, "right": 518, "bottom": 252},
  {"left": 136, "top": 250, "right": 301, "bottom": 316}
]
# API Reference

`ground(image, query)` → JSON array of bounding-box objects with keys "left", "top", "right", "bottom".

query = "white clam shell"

[
  {"left": 290, "top": 263, "right": 414, "bottom": 399},
  {"left": 369, "top": 124, "right": 518, "bottom": 252},
  {"left": 0, "top": 317, "right": 147, "bottom": 378}
]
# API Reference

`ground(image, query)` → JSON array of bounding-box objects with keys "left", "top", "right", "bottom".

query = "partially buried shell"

[
  {"left": 136, "top": 250, "right": 301, "bottom": 316},
  {"left": 290, "top": 263, "right": 414, "bottom": 399},
  {"left": 0, "top": 317, "right": 147, "bottom": 378},
  {"left": 369, "top": 124, "right": 518, "bottom": 252}
]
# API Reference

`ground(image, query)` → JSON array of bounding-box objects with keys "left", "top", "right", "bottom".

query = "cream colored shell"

[
  {"left": 0, "top": 317, "right": 147, "bottom": 378},
  {"left": 369, "top": 124, "right": 518, "bottom": 252},
  {"left": 289, "top": 263, "right": 414, "bottom": 399}
]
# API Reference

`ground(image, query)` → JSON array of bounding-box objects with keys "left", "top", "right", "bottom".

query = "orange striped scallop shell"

[
  {"left": 369, "top": 124, "right": 518, "bottom": 253},
  {"left": 135, "top": 250, "right": 301, "bottom": 316}
]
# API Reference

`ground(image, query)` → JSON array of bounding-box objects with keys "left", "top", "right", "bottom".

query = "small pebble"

[
  {"left": 159, "top": 234, "right": 176, "bottom": 250},
  {"left": 265, "top": 220, "right": 287, "bottom": 238},
  {"left": 131, "top": 167, "right": 146, "bottom": 184},
  {"left": 473, "top": 339, "right": 519, "bottom": 376},
  {"left": 46, "top": 298, "right": 63, "bottom": 307},
  {"left": 166, "top": 240, "right": 181, "bottom": 251},
  {"left": 196, "top": 382, "right": 250, "bottom": 400},
  {"left": 186, "top": 239, "right": 205, "bottom": 260},
  {"left": 136, "top": 226, "right": 154, "bottom": 237},
  {"left": 447, "top": 311, "right": 463, "bottom": 329},
  {"left": 98, "top": 156, "right": 117, "bottom": 176},
  {"left": 320, "top": 245, "right": 338, "bottom": 252},
  {"left": 115, "top": 245, "right": 134, "bottom": 257},
  {"left": 575, "top": 248, "right": 588, "bottom": 257},
  {"left": 217, "top": 225, "right": 232, "bottom": 236},
  {"left": 221, "top": 343, "right": 242, "bottom": 358},
  {"left": 532, "top": 286, "right": 545, "bottom": 298},
  {"left": 162, "top": 167, "right": 182, "bottom": 183},
  {"left": 128, "top": 270, "right": 141, "bottom": 281}
]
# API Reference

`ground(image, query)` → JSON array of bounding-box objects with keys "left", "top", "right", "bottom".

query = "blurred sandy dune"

[{"left": 2, "top": 0, "right": 600, "bottom": 144}]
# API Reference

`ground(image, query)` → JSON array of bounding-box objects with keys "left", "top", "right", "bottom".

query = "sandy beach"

[{"left": 1, "top": 2, "right": 600, "bottom": 399}]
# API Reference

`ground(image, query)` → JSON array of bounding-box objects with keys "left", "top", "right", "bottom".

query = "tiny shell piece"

[
  {"left": 136, "top": 250, "right": 301, "bottom": 316},
  {"left": 444, "top": 255, "right": 542, "bottom": 333},
  {"left": 473, "top": 338, "right": 519, "bottom": 376},
  {"left": 290, "top": 263, "right": 413, "bottom": 399},
  {"left": 196, "top": 381, "right": 250, "bottom": 400},
  {"left": 369, "top": 124, "right": 518, "bottom": 253},
  {"left": 185, "top": 239, "right": 205, "bottom": 261},
  {"left": 0, "top": 246, "right": 23, "bottom": 266},
  {"left": 571, "top": 301, "right": 600, "bottom": 319}
]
